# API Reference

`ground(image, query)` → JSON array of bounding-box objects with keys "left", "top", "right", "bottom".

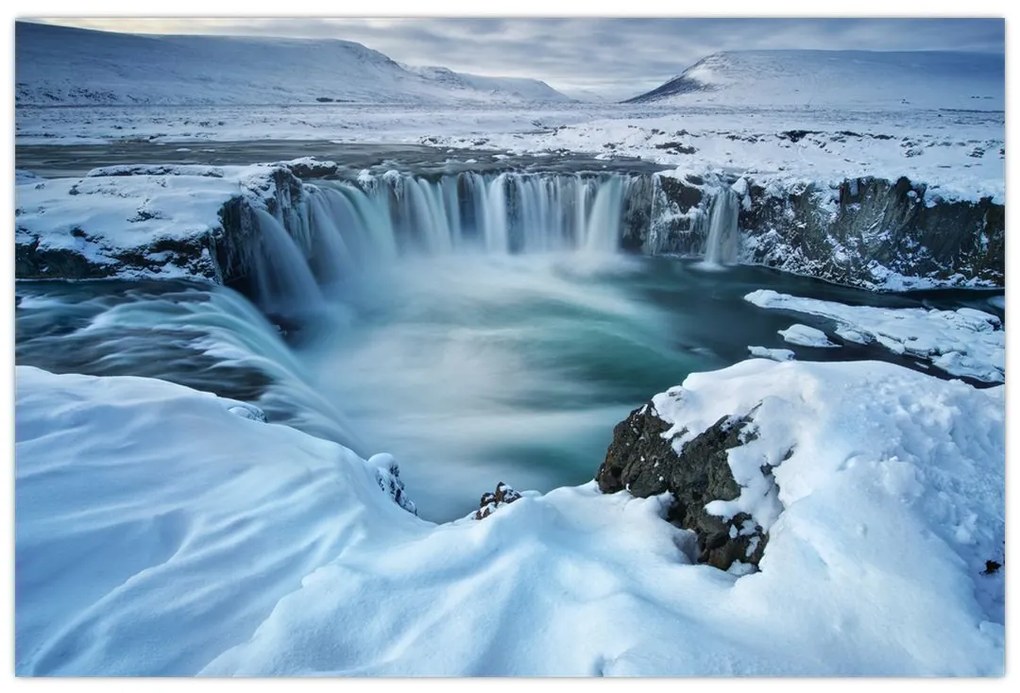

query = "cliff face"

[
  {"left": 738, "top": 177, "right": 1004, "bottom": 290},
  {"left": 646, "top": 173, "right": 1004, "bottom": 290},
  {"left": 15, "top": 162, "right": 1005, "bottom": 293},
  {"left": 14, "top": 164, "right": 309, "bottom": 287}
]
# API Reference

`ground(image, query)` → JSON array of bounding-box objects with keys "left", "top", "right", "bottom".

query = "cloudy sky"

[{"left": 33, "top": 17, "right": 1005, "bottom": 100}]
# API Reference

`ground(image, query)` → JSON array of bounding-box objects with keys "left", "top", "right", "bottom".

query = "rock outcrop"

[
  {"left": 596, "top": 403, "right": 770, "bottom": 571},
  {"left": 14, "top": 163, "right": 310, "bottom": 285},
  {"left": 739, "top": 176, "right": 1004, "bottom": 290},
  {"left": 15, "top": 160, "right": 1005, "bottom": 294},
  {"left": 474, "top": 482, "right": 522, "bottom": 520},
  {"left": 646, "top": 172, "right": 1004, "bottom": 290}
]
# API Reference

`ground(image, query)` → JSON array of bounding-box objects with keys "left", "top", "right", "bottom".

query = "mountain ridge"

[
  {"left": 15, "top": 21, "right": 572, "bottom": 106},
  {"left": 624, "top": 49, "right": 1004, "bottom": 109}
]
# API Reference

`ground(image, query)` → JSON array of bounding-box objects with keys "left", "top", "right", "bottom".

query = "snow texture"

[
  {"left": 14, "top": 162, "right": 302, "bottom": 281},
  {"left": 777, "top": 323, "right": 841, "bottom": 348},
  {"left": 746, "top": 289, "right": 1005, "bottom": 383},
  {"left": 748, "top": 345, "right": 796, "bottom": 361},
  {"left": 16, "top": 362, "right": 1004, "bottom": 676}
]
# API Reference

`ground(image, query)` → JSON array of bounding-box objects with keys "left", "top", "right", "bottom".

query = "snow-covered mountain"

[
  {"left": 15, "top": 21, "right": 571, "bottom": 106},
  {"left": 401, "top": 65, "right": 571, "bottom": 102},
  {"left": 625, "top": 50, "right": 1004, "bottom": 110}
]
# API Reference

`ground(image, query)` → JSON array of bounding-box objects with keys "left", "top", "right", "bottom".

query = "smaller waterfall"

[
  {"left": 483, "top": 173, "right": 510, "bottom": 253},
  {"left": 252, "top": 209, "right": 325, "bottom": 316},
  {"left": 702, "top": 188, "right": 740, "bottom": 267},
  {"left": 582, "top": 175, "right": 627, "bottom": 253}
]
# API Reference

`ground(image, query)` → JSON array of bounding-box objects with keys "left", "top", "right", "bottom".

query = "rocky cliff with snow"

[{"left": 15, "top": 160, "right": 1005, "bottom": 294}]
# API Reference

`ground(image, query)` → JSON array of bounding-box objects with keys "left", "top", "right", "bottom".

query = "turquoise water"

[{"left": 15, "top": 256, "right": 1002, "bottom": 521}]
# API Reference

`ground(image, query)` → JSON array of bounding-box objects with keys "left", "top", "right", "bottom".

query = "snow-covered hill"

[
  {"left": 15, "top": 21, "right": 571, "bottom": 106},
  {"left": 626, "top": 50, "right": 1004, "bottom": 110},
  {"left": 401, "top": 65, "right": 571, "bottom": 102}
]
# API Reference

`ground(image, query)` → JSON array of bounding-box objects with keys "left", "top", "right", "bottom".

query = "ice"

[
  {"left": 748, "top": 346, "right": 795, "bottom": 361},
  {"left": 746, "top": 289, "right": 1005, "bottom": 383}
]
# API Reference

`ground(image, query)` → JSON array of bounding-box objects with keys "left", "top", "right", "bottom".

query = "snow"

[
  {"left": 14, "top": 161, "right": 303, "bottom": 280},
  {"left": 17, "top": 168, "right": 239, "bottom": 251},
  {"left": 746, "top": 289, "right": 1005, "bottom": 383},
  {"left": 777, "top": 323, "right": 841, "bottom": 348},
  {"left": 627, "top": 50, "right": 1003, "bottom": 111},
  {"left": 401, "top": 64, "right": 571, "bottom": 103},
  {"left": 16, "top": 361, "right": 1004, "bottom": 675},
  {"left": 14, "top": 366, "right": 424, "bottom": 676},
  {"left": 15, "top": 21, "right": 570, "bottom": 106},
  {"left": 748, "top": 345, "right": 795, "bottom": 361},
  {"left": 15, "top": 36, "right": 1004, "bottom": 207}
]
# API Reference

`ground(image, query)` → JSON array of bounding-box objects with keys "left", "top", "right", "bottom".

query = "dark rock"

[
  {"left": 657, "top": 176, "right": 703, "bottom": 214},
  {"left": 474, "top": 482, "right": 522, "bottom": 520},
  {"left": 739, "top": 175, "right": 1004, "bottom": 289},
  {"left": 983, "top": 560, "right": 1002, "bottom": 575},
  {"left": 596, "top": 404, "right": 773, "bottom": 571},
  {"left": 284, "top": 160, "right": 340, "bottom": 179},
  {"left": 654, "top": 141, "right": 697, "bottom": 155},
  {"left": 778, "top": 129, "right": 821, "bottom": 143}
]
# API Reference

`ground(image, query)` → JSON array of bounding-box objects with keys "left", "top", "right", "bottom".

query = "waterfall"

[
  {"left": 302, "top": 171, "right": 632, "bottom": 262},
  {"left": 702, "top": 188, "right": 740, "bottom": 266},
  {"left": 483, "top": 173, "right": 510, "bottom": 253},
  {"left": 582, "top": 175, "right": 627, "bottom": 253},
  {"left": 252, "top": 209, "right": 325, "bottom": 316},
  {"left": 241, "top": 171, "right": 647, "bottom": 317}
]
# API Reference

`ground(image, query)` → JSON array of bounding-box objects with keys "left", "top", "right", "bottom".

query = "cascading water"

[
  {"left": 582, "top": 175, "right": 629, "bottom": 253},
  {"left": 249, "top": 171, "right": 636, "bottom": 307},
  {"left": 701, "top": 187, "right": 741, "bottom": 267},
  {"left": 252, "top": 209, "right": 325, "bottom": 315}
]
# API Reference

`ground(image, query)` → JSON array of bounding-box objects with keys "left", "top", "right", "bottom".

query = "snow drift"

[{"left": 15, "top": 360, "right": 1004, "bottom": 675}]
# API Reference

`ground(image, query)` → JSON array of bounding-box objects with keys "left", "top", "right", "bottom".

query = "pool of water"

[{"left": 17, "top": 253, "right": 1000, "bottom": 521}]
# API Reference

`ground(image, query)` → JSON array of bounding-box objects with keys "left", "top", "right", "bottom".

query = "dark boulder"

[{"left": 596, "top": 404, "right": 772, "bottom": 571}]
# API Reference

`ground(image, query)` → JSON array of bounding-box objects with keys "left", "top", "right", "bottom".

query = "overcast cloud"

[{"left": 33, "top": 18, "right": 1005, "bottom": 100}]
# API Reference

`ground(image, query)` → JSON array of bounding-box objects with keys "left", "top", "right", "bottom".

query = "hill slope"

[
  {"left": 15, "top": 21, "right": 571, "bottom": 106},
  {"left": 625, "top": 50, "right": 1004, "bottom": 110}
]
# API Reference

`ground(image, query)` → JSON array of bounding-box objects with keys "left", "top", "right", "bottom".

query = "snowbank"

[
  {"left": 746, "top": 289, "right": 1005, "bottom": 383},
  {"left": 15, "top": 366, "right": 421, "bottom": 675},
  {"left": 16, "top": 361, "right": 1004, "bottom": 675}
]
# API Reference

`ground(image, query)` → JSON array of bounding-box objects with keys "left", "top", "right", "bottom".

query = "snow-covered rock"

[
  {"left": 746, "top": 289, "right": 1005, "bottom": 383},
  {"left": 737, "top": 176, "right": 1004, "bottom": 290},
  {"left": 778, "top": 323, "right": 840, "bottom": 348},
  {"left": 14, "top": 161, "right": 312, "bottom": 284},
  {"left": 748, "top": 346, "right": 795, "bottom": 361},
  {"left": 15, "top": 360, "right": 1004, "bottom": 675},
  {"left": 595, "top": 403, "right": 771, "bottom": 571}
]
